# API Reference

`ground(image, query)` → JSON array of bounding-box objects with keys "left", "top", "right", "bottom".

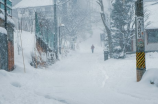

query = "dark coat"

[{"left": 91, "top": 45, "right": 95, "bottom": 49}]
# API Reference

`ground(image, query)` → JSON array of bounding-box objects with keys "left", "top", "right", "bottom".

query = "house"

[
  {"left": 0, "top": 0, "right": 14, "bottom": 71},
  {"left": 133, "top": 1, "right": 158, "bottom": 52},
  {"left": 13, "top": 0, "right": 54, "bottom": 32},
  {"left": 12, "top": 0, "right": 80, "bottom": 32}
]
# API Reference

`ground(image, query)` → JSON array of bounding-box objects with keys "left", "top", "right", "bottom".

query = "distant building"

[
  {"left": 13, "top": 0, "right": 54, "bottom": 32},
  {"left": 133, "top": 1, "right": 158, "bottom": 52},
  {"left": 0, "top": 0, "right": 14, "bottom": 71}
]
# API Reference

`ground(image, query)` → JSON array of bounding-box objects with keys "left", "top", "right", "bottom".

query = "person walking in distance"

[{"left": 91, "top": 45, "right": 95, "bottom": 53}]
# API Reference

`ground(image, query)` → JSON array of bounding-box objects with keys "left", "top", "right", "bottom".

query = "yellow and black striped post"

[
  {"left": 136, "top": 52, "right": 146, "bottom": 82},
  {"left": 136, "top": 52, "right": 145, "bottom": 69},
  {"left": 135, "top": 0, "right": 146, "bottom": 82}
]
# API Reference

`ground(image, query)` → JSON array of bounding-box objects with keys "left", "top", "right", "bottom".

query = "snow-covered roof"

[
  {"left": 0, "top": 10, "right": 15, "bottom": 26},
  {"left": 0, "top": 27, "right": 7, "bottom": 34},
  {"left": 13, "top": 0, "right": 53, "bottom": 9},
  {"left": 145, "top": 1, "right": 158, "bottom": 29}
]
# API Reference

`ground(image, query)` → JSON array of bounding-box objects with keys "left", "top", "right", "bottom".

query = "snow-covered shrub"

[
  {"left": 113, "top": 46, "right": 125, "bottom": 59},
  {"left": 141, "top": 69, "right": 158, "bottom": 87}
]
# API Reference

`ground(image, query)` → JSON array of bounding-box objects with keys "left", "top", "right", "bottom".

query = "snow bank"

[
  {"left": 146, "top": 52, "right": 158, "bottom": 58},
  {"left": 0, "top": 27, "right": 7, "bottom": 34},
  {"left": 141, "top": 68, "right": 158, "bottom": 86},
  {"left": 8, "top": 16, "right": 15, "bottom": 26},
  {"left": 0, "top": 70, "right": 8, "bottom": 77}
]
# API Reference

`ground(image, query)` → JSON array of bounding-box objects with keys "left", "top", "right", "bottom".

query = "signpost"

[{"left": 135, "top": 0, "right": 146, "bottom": 82}]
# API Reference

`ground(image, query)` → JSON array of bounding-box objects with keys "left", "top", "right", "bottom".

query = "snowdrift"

[{"left": 141, "top": 68, "right": 158, "bottom": 86}]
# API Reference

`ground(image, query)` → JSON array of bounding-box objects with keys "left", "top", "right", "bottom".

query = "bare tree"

[
  {"left": 58, "top": 0, "right": 92, "bottom": 49},
  {"left": 97, "top": 0, "right": 113, "bottom": 58}
]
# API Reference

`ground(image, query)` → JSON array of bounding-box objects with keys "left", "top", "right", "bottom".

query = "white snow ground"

[{"left": 0, "top": 28, "right": 158, "bottom": 104}]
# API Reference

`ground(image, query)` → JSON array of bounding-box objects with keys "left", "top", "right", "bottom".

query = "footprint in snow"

[
  {"left": 45, "top": 95, "right": 53, "bottom": 99},
  {"left": 11, "top": 82, "right": 21, "bottom": 88},
  {"left": 44, "top": 95, "right": 69, "bottom": 104},
  {"left": 0, "top": 70, "right": 7, "bottom": 76}
]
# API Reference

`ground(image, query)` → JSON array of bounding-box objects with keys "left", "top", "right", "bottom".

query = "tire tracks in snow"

[
  {"left": 100, "top": 67, "right": 109, "bottom": 88},
  {"left": 95, "top": 56, "right": 109, "bottom": 88},
  {"left": 116, "top": 91, "right": 158, "bottom": 103},
  {"left": 34, "top": 91, "right": 70, "bottom": 104}
]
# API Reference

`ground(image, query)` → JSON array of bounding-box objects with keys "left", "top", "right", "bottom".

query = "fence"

[
  {"left": 0, "top": 32, "right": 8, "bottom": 70},
  {"left": 35, "top": 11, "right": 55, "bottom": 52},
  {"left": 32, "top": 11, "right": 56, "bottom": 67}
]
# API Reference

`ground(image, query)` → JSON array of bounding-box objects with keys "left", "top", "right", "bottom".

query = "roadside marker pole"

[{"left": 135, "top": 0, "right": 146, "bottom": 82}]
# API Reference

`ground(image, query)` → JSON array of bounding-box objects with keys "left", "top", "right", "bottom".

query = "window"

[
  {"left": 7, "top": 7, "right": 11, "bottom": 15},
  {"left": 7, "top": 0, "right": 12, "bottom": 7},
  {"left": 0, "top": 2, "right": 12, "bottom": 16},
  {"left": 0, "top": 3, "right": 4, "bottom": 10},
  {"left": 147, "top": 29, "right": 158, "bottom": 43}
]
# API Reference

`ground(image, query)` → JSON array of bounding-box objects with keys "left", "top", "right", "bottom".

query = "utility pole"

[
  {"left": 135, "top": 0, "right": 146, "bottom": 82},
  {"left": 59, "top": 26, "right": 61, "bottom": 54},
  {"left": 4, "top": 0, "right": 7, "bottom": 29},
  {"left": 4, "top": 0, "right": 8, "bottom": 71},
  {"left": 54, "top": 0, "right": 58, "bottom": 60}
]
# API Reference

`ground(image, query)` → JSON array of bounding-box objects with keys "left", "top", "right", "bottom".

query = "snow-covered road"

[{"left": 1, "top": 30, "right": 158, "bottom": 104}]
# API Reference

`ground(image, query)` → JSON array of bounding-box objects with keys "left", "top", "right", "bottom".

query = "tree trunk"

[{"left": 98, "top": 0, "right": 113, "bottom": 58}]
